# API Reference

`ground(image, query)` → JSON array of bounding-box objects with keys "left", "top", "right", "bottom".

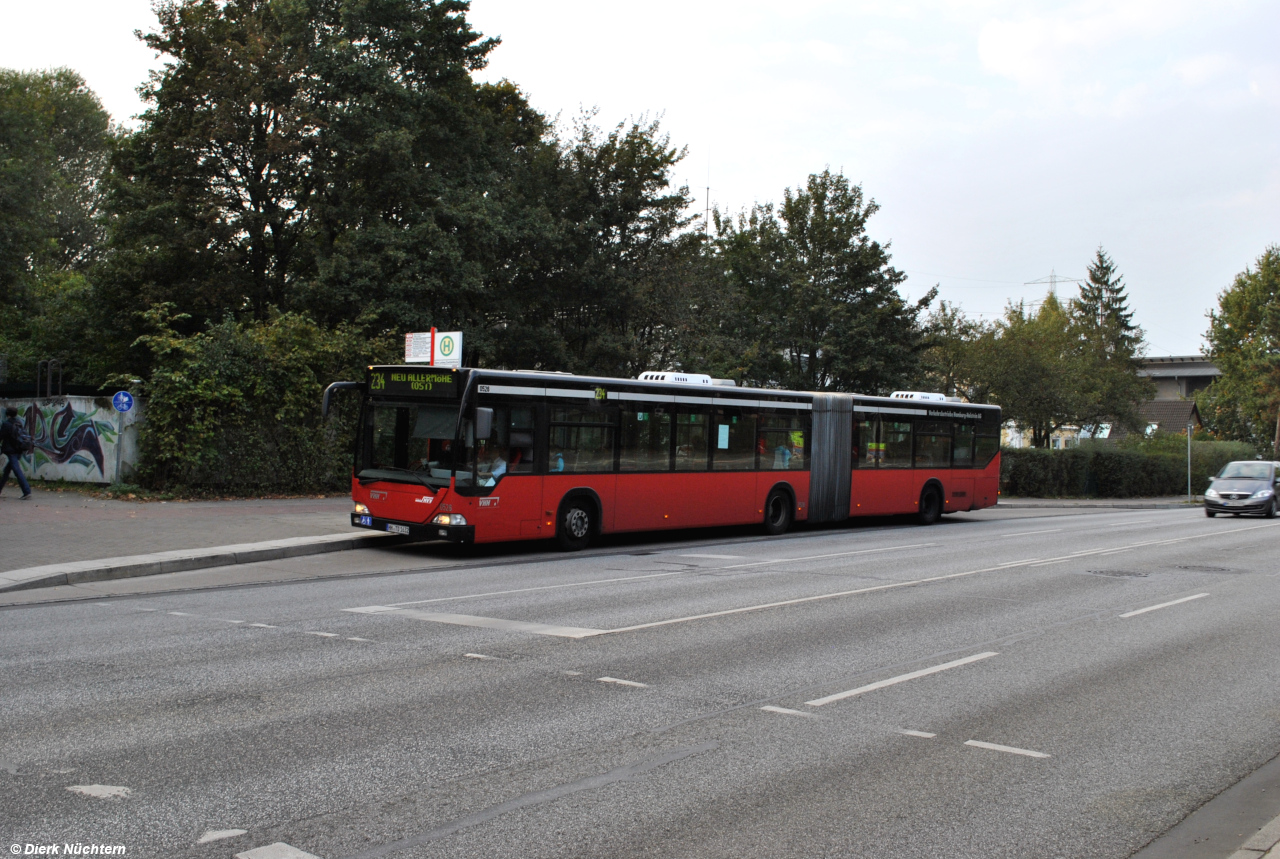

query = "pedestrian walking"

[{"left": 0, "top": 406, "right": 33, "bottom": 500}]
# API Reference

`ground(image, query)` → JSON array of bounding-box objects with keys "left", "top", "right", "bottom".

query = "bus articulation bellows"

[{"left": 326, "top": 367, "right": 1001, "bottom": 550}]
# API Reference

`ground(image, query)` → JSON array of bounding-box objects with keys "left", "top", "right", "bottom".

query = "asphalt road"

[{"left": 3, "top": 506, "right": 1280, "bottom": 859}]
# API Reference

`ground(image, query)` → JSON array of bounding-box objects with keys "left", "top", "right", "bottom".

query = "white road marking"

[
  {"left": 806, "top": 652, "right": 999, "bottom": 707},
  {"left": 387, "top": 571, "right": 686, "bottom": 607},
  {"left": 168, "top": 611, "right": 192, "bottom": 616},
  {"left": 1119, "top": 593, "right": 1209, "bottom": 618},
  {"left": 344, "top": 606, "right": 605, "bottom": 638},
  {"left": 716, "top": 542, "right": 938, "bottom": 570},
  {"left": 234, "top": 844, "right": 323, "bottom": 859},
  {"left": 598, "top": 676, "right": 648, "bottom": 688},
  {"left": 67, "top": 784, "right": 131, "bottom": 799},
  {"left": 563, "top": 670, "right": 583, "bottom": 676},
  {"left": 898, "top": 729, "right": 937, "bottom": 738},
  {"left": 198, "top": 829, "right": 247, "bottom": 844},
  {"left": 305, "top": 631, "right": 339, "bottom": 638},
  {"left": 680, "top": 553, "right": 745, "bottom": 559},
  {"left": 464, "top": 653, "right": 498, "bottom": 660},
  {"left": 965, "top": 740, "right": 1050, "bottom": 758},
  {"left": 998, "top": 558, "right": 1041, "bottom": 566},
  {"left": 346, "top": 637, "right": 373, "bottom": 642},
  {"left": 222, "top": 619, "right": 245, "bottom": 624},
  {"left": 761, "top": 705, "right": 814, "bottom": 717},
  {"left": 997, "top": 529, "right": 1062, "bottom": 538},
  {"left": 246, "top": 623, "right": 277, "bottom": 628}
]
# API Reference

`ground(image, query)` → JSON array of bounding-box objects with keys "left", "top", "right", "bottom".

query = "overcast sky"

[{"left": 4, "top": 0, "right": 1277, "bottom": 356}]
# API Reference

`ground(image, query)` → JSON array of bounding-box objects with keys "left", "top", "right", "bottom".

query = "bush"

[
  {"left": 132, "top": 308, "right": 387, "bottom": 493},
  {"left": 1000, "top": 439, "right": 1263, "bottom": 498}
]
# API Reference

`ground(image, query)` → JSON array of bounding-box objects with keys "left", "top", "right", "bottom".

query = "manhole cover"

[
  {"left": 1174, "top": 565, "right": 1233, "bottom": 573},
  {"left": 1087, "top": 570, "right": 1148, "bottom": 577}
]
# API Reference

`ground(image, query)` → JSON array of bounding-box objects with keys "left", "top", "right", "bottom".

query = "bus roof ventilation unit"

[
  {"left": 890, "top": 391, "right": 948, "bottom": 401},
  {"left": 638, "top": 371, "right": 735, "bottom": 387}
]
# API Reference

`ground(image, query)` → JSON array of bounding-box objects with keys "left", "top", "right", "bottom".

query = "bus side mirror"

[{"left": 475, "top": 407, "right": 494, "bottom": 441}]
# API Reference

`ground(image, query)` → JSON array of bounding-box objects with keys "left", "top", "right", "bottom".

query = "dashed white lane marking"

[
  {"left": 714, "top": 542, "right": 938, "bottom": 571},
  {"left": 346, "top": 637, "right": 373, "bottom": 642},
  {"left": 67, "top": 784, "right": 131, "bottom": 799},
  {"left": 198, "top": 829, "right": 248, "bottom": 844},
  {"left": 898, "top": 729, "right": 937, "bottom": 738},
  {"left": 344, "top": 606, "right": 604, "bottom": 639},
  {"left": 387, "top": 571, "right": 686, "bottom": 607},
  {"left": 563, "top": 670, "right": 583, "bottom": 676},
  {"left": 761, "top": 705, "right": 814, "bottom": 717},
  {"left": 597, "top": 676, "right": 648, "bottom": 688},
  {"left": 168, "top": 611, "right": 192, "bottom": 616},
  {"left": 1120, "top": 593, "right": 1209, "bottom": 618},
  {"left": 305, "top": 631, "right": 339, "bottom": 638},
  {"left": 997, "top": 529, "right": 1063, "bottom": 538},
  {"left": 965, "top": 740, "right": 1050, "bottom": 758},
  {"left": 806, "top": 652, "right": 999, "bottom": 707},
  {"left": 234, "top": 843, "right": 323, "bottom": 859},
  {"left": 680, "top": 553, "right": 745, "bottom": 559},
  {"left": 246, "top": 623, "right": 277, "bottom": 628},
  {"left": 464, "top": 653, "right": 499, "bottom": 660}
]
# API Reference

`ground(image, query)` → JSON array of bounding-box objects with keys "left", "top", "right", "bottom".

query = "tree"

[
  {"left": 1069, "top": 248, "right": 1151, "bottom": 433},
  {"left": 981, "top": 293, "right": 1086, "bottom": 447},
  {"left": 918, "top": 300, "right": 992, "bottom": 401},
  {"left": 95, "top": 0, "right": 524, "bottom": 373},
  {"left": 0, "top": 68, "right": 114, "bottom": 383},
  {"left": 715, "top": 169, "right": 932, "bottom": 392},
  {"left": 1200, "top": 245, "right": 1280, "bottom": 450}
]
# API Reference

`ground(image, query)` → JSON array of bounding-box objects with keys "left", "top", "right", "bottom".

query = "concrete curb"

[
  {"left": 0, "top": 532, "right": 408, "bottom": 593},
  {"left": 1229, "top": 810, "right": 1280, "bottom": 858}
]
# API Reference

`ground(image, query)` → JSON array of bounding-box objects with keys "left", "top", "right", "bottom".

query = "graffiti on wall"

[{"left": 22, "top": 400, "right": 117, "bottom": 478}]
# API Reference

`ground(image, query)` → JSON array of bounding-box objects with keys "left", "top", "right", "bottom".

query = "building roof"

[{"left": 1138, "top": 355, "right": 1221, "bottom": 379}]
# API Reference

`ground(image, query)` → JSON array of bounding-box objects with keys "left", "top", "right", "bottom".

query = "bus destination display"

[{"left": 369, "top": 368, "right": 458, "bottom": 397}]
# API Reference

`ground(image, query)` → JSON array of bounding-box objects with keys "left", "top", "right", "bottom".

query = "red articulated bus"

[{"left": 324, "top": 366, "right": 1002, "bottom": 550}]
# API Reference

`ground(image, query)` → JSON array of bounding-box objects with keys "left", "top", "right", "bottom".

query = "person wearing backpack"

[{"left": 0, "top": 406, "right": 33, "bottom": 500}]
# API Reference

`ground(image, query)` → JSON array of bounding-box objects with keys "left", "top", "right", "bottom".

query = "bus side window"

[
  {"left": 712, "top": 408, "right": 756, "bottom": 470},
  {"left": 759, "top": 411, "right": 807, "bottom": 470},
  {"left": 974, "top": 434, "right": 999, "bottom": 468},
  {"left": 860, "top": 417, "right": 882, "bottom": 468},
  {"left": 620, "top": 405, "right": 672, "bottom": 472},
  {"left": 549, "top": 403, "right": 617, "bottom": 473},
  {"left": 914, "top": 421, "right": 952, "bottom": 469},
  {"left": 674, "top": 410, "right": 710, "bottom": 472},
  {"left": 953, "top": 423, "right": 975, "bottom": 468},
  {"left": 882, "top": 420, "right": 912, "bottom": 468}
]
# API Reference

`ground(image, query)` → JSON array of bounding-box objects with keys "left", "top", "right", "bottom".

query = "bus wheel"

[
  {"left": 917, "top": 487, "right": 942, "bottom": 525},
  {"left": 557, "top": 500, "right": 593, "bottom": 551},
  {"left": 763, "top": 490, "right": 793, "bottom": 536}
]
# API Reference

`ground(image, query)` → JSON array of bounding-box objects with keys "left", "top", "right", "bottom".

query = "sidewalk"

[
  {"left": 0, "top": 489, "right": 400, "bottom": 592},
  {"left": 998, "top": 495, "right": 1202, "bottom": 509}
]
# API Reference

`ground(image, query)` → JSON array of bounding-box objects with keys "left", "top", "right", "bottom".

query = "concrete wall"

[{"left": 0, "top": 395, "right": 143, "bottom": 484}]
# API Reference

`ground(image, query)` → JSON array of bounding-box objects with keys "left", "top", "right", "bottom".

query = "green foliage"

[
  {"left": 0, "top": 68, "right": 114, "bottom": 385},
  {"left": 713, "top": 169, "right": 932, "bottom": 392},
  {"left": 1001, "top": 439, "right": 1258, "bottom": 498},
  {"left": 1201, "top": 245, "right": 1280, "bottom": 450},
  {"left": 133, "top": 307, "right": 390, "bottom": 492}
]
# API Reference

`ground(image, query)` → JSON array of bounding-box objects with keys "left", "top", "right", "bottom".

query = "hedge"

[{"left": 1000, "top": 441, "right": 1261, "bottom": 498}]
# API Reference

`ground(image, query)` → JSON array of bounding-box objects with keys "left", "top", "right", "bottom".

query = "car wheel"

[
  {"left": 1205, "top": 508, "right": 1216, "bottom": 518},
  {"left": 917, "top": 486, "right": 942, "bottom": 525},
  {"left": 1266, "top": 499, "right": 1277, "bottom": 519},
  {"left": 556, "top": 500, "right": 593, "bottom": 551},
  {"left": 763, "top": 490, "right": 794, "bottom": 535}
]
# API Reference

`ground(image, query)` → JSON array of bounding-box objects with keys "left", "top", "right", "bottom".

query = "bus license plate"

[{"left": 386, "top": 523, "right": 410, "bottom": 535}]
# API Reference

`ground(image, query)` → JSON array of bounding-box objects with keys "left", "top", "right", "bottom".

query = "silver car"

[{"left": 1204, "top": 460, "right": 1280, "bottom": 518}]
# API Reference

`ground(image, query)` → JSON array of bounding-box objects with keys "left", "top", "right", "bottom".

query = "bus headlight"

[
  {"left": 354, "top": 503, "right": 370, "bottom": 514},
  {"left": 432, "top": 513, "right": 467, "bottom": 526}
]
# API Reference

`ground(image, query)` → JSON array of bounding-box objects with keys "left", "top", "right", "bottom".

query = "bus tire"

[
  {"left": 763, "top": 489, "right": 794, "bottom": 535},
  {"left": 556, "top": 499, "right": 594, "bottom": 551},
  {"left": 917, "top": 486, "right": 942, "bottom": 526}
]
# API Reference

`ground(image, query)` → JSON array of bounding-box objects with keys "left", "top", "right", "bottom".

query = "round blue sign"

[{"left": 112, "top": 391, "right": 134, "bottom": 413}]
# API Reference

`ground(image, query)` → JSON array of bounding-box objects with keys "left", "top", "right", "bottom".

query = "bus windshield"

[{"left": 358, "top": 400, "right": 462, "bottom": 489}]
